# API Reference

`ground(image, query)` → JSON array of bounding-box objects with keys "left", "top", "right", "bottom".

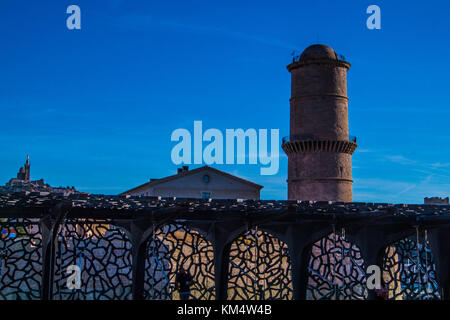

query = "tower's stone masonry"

[{"left": 282, "top": 44, "right": 357, "bottom": 202}]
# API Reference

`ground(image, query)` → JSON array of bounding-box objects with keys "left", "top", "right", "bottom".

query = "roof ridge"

[{"left": 119, "top": 166, "right": 263, "bottom": 195}]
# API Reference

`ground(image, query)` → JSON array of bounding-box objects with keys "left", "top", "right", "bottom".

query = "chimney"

[
  {"left": 177, "top": 168, "right": 183, "bottom": 174},
  {"left": 182, "top": 166, "right": 189, "bottom": 173}
]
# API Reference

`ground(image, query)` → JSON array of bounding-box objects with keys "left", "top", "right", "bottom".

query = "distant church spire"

[
  {"left": 25, "top": 155, "right": 30, "bottom": 181},
  {"left": 17, "top": 155, "right": 31, "bottom": 181},
  {"left": 16, "top": 155, "right": 30, "bottom": 181}
]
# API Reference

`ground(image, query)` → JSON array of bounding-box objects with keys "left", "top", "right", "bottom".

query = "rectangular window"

[{"left": 201, "top": 192, "right": 211, "bottom": 199}]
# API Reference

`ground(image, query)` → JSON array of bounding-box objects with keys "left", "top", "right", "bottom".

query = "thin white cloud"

[
  {"left": 77, "top": 186, "right": 126, "bottom": 191},
  {"left": 431, "top": 162, "right": 450, "bottom": 169},
  {"left": 384, "top": 155, "right": 417, "bottom": 165},
  {"left": 112, "top": 14, "right": 297, "bottom": 50},
  {"left": 159, "top": 19, "right": 296, "bottom": 49},
  {"left": 356, "top": 148, "right": 372, "bottom": 153}
]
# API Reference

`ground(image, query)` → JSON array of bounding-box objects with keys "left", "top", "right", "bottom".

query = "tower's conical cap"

[{"left": 299, "top": 44, "right": 338, "bottom": 61}]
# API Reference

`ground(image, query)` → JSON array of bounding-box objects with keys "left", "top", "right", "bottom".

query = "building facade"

[
  {"left": 120, "top": 166, "right": 263, "bottom": 200},
  {"left": 424, "top": 197, "right": 449, "bottom": 205}
]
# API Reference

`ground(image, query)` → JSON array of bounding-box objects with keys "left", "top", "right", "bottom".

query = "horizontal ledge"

[
  {"left": 287, "top": 178, "right": 354, "bottom": 183},
  {"left": 282, "top": 140, "right": 357, "bottom": 155},
  {"left": 287, "top": 59, "right": 351, "bottom": 71},
  {"left": 290, "top": 94, "right": 349, "bottom": 101}
]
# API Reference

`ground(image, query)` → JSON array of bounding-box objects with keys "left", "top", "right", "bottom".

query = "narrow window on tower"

[{"left": 202, "top": 192, "right": 211, "bottom": 199}]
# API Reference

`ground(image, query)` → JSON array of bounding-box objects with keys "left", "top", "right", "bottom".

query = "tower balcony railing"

[
  {"left": 290, "top": 52, "right": 349, "bottom": 64},
  {"left": 282, "top": 135, "right": 357, "bottom": 145}
]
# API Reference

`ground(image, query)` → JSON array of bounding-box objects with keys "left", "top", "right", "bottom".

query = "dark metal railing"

[
  {"left": 282, "top": 135, "right": 357, "bottom": 144},
  {"left": 290, "top": 52, "right": 349, "bottom": 64}
]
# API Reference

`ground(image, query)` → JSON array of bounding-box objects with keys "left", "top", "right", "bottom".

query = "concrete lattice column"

[
  {"left": 213, "top": 240, "right": 231, "bottom": 300},
  {"left": 130, "top": 226, "right": 147, "bottom": 300},
  {"left": 428, "top": 228, "right": 450, "bottom": 300},
  {"left": 285, "top": 226, "right": 319, "bottom": 300},
  {"left": 40, "top": 216, "right": 56, "bottom": 300},
  {"left": 40, "top": 203, "right": 68, "bottom": 300},
  {"left": 349, "top": 230, "right": 386, "bottom": 300}
]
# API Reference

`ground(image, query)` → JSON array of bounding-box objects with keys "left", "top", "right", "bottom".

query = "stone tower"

[
  {"left": 24, "top": 155, "right": 30, "bottom": 181},
  {"left": 16, "top": 155, "right": 31, "bottom": 181},
  {"left": 282, "top": 44, "right": 357, "bottom": 202}
]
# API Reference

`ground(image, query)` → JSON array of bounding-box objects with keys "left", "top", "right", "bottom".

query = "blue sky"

[{"left": 0, "top": 0, "right": 449, "bottom": 203}]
